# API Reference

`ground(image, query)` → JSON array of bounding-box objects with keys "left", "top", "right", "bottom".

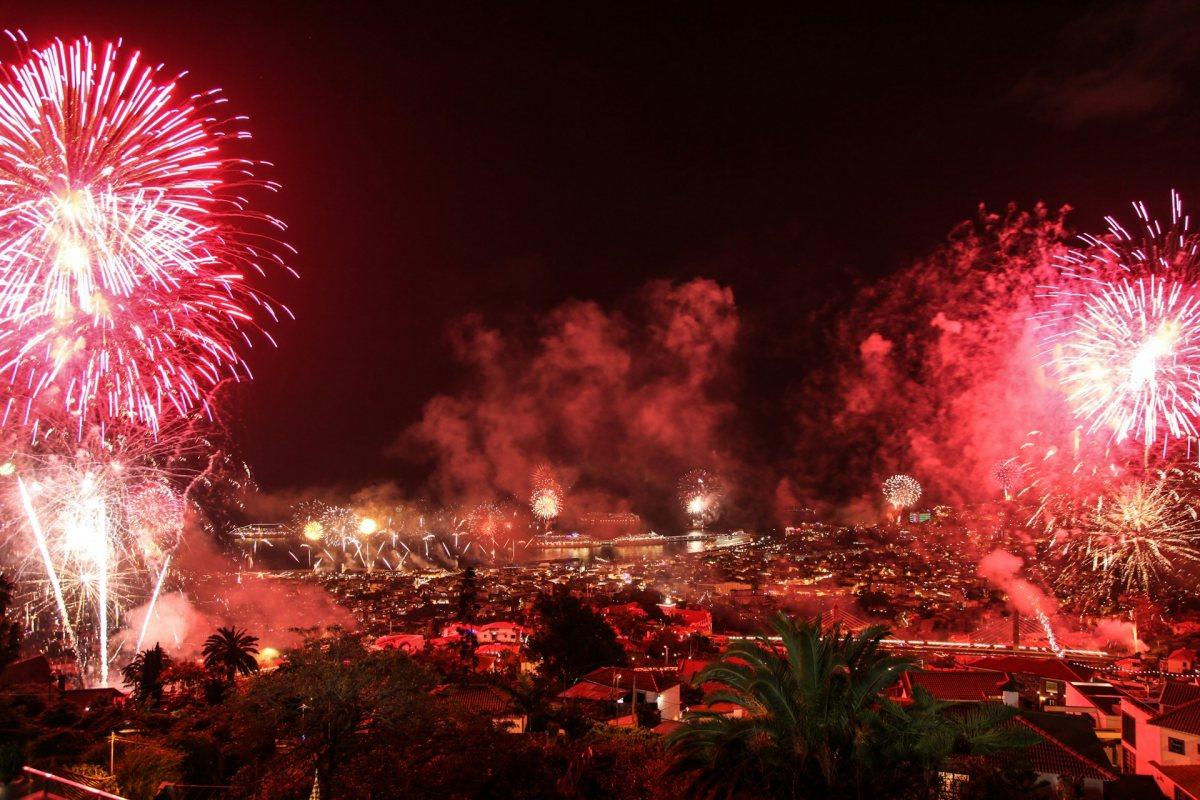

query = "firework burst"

[
  {"left": 1054, "top": 467, "right": 1200, "bottom": 607},
  {"left": 1038, "top": 192, "right": 1200, "bottom": 449},
  {"left": 0, "top": 422, "right": 200, "bottom": 685},
  {"left": 0, "top": 34, "right": 292, "bottom": 435},
  {"left": 991, "top": 458, "right": 1024, "bottom": 500},
  {"left": 882, "top": 474, "right": 921, "bottom": 512},
  {"left": 677, "top": 468, "right": 724, "bottom": 529},
  {"left": 529, "top": 464, "right": 563, "bottom": 529}
]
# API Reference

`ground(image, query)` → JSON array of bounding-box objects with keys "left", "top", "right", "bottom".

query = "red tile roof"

[
  {"left": 432, "top": 684, "right": 512, "bottom": 714},
  {"left": 1150, "top": 696, "right": 1200, "bottom": 735},
  {"left": 1011, "top": 716, "right": 1119, "bottom": 782},
  {"left": 559, "top": 682, "right": 626, "bottom": 702},
  {"left": 1150, "top": 762, "right": 1200, "bottom": 797},
  {"left": 0, "top": 654, "right": 52, "bottom": 686},
  {"left": 902, "top": 670, "right": 1008, "bottom": 702},
  {"left": 1159, "top": 681, "right": 1200, "bottom": 710},
  {"left": 677, "top": 658, "right": 715, "bottom": 684},
  {"left": 966, "top": 656, "right": 1091, "bottom": 683}
]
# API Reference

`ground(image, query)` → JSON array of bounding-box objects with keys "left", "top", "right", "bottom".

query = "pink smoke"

[
  {"left": 978, "top": 549, "right": 1058, "bottom": 618},
  {"left": 796, "top": 203, "right": 1076, "bottom": 510},
  {"left": 401, "top": 278, "right": 741, "bottom": 528}
]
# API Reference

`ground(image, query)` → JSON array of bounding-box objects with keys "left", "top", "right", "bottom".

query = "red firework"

[
  {"left": 1038, "top": 192, "right": 1200, "bottom": 448},
  {"left": 0, "top": 34, "right": 292, "bottom": 436}
]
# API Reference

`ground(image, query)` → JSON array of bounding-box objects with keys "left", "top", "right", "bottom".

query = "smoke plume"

[{"left": 400, "top": 278, "right": 741, "bottom": 528}]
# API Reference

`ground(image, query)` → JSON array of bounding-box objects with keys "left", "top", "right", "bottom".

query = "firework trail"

[
  {"left": 677, "top": 469, "right": 724, "bottom": 529},
  {"left": 0, "top": 34, "right": 292, "bottom": 436},
  {"left": 1016, "top": 429, "right": 1125, "bottom": 539},
  {"left": 3, "top": 424, "right": 194, "bottom": 684},
  {"left": 1038, "top": 192, "right": 1200, "bottom": 451}
]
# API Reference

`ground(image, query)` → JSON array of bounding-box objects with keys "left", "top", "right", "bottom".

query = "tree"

[
  {"left": 121, "top": 643, "right": 172, "bottom": 706},
  {"left": 453, "top": 625, "right": 479, "bottom": 681},
  {"left": 202, "top": 627, "right": 260, "bottom": 684},
  {"left": 161, "top": 661, "right": 224, "bottom": 707},
  {"left": 0, "top": 572, "right": 21, "bottom": 670},
  {"left": 668, "top": 614, "right": 1037, "bottom": 800},
  {"left": 228, "top": 635, "right": 434, "bottom": 799},
  {"left": 113, "top": 743, "right": 182, "bottom": 800},
  {"left": 455, "top": 566, "right": 481, "bottom": 623},
  {"left": 870, "top": 686, "right": 1044, "bottom": 798},
  {"left": 526, "top": 588, "right": 626, "bottom": 685}
]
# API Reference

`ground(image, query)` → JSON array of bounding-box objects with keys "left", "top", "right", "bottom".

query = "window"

[
  {"left": 1169, "top": 737, "right": 1186, "bottom": 755},
  {"left": 1122, "top": 713, "right": 1137, "bottom": 746}
]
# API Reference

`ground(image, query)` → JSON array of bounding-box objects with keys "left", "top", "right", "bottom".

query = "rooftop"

[{"left": 1149, "top": 696, "right": 1200, "bottom": 736}]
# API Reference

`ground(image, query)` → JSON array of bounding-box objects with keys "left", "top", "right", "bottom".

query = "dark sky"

[{"left": 9, "top": 1, "right": 1200, "bottom": 493}]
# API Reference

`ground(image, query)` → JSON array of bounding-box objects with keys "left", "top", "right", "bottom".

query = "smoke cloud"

[
  {"left": 977, "top": 549, "right": 1058, "bottom": 618},
  {"left": 793, "top": 203, "right": 1076, "bottom": 513},
  {"left": 116, "top": 521, "right": 354, "bottom": 664},
  {"left": 400, "top": 278, "right": 741, "bottom": 528}
]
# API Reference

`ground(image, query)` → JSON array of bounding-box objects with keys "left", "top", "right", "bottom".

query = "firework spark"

[{"left": 0, "top": 34, "right": 291, "bottom": 435}]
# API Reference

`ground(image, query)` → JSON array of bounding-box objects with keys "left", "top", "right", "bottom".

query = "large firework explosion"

[
  {"left": 677, "top": 468, "right": 724, "bottom": 529},
  {"left": 0, "top": 34, "right": 292, "bottom": 436},
  {"left": 0, "top": 34, "right": 288, "bottom": 685},
  {"left": 1038, "top": 192, "right": 1200, "bottom": 451}
]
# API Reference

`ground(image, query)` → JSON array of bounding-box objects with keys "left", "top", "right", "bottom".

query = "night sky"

[{"left": 13, "top": 1, "right": 1200, "bottom": 496}]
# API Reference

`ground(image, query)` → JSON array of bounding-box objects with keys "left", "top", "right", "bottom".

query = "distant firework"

[
  {"left": 529, "top": 464, "right": 563, "bottom": 527},
  {"left": 991, "top": 458, "right": 1023, "bottom": 499},
  {"left": 301, "top": 519, "right": 324, "bottom": 542},
  {"left": 677, "top": 469, "right": 724, "bottom": 528},
  {"left": 0, "top": 35, "right": 291, "bottom": 435},
  {"left": 288, "top": 502, "right": 397, "bottom": 571},
  {"left": 881, "top": 474, "right": 921, "bottom": 511},
  {"left": 1055, "top": 467, "right": 1200, "bottom": 607},
  {"left": 1038, "top": 192, "right": 1200, "bottom": 449}
]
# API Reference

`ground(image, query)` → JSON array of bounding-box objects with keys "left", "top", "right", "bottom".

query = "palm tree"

[
  {"left": 667, "top": 614, "right": 1035, "bottom": 799},
  {"left": 870, "top": 687, "right": 1043, "bottom": 798},
  {"left": 202, "top": 626, "right": 260, "bottom": 684},
  {"left": 121, "top": 643, "right": 172, "bottom": 706}
]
